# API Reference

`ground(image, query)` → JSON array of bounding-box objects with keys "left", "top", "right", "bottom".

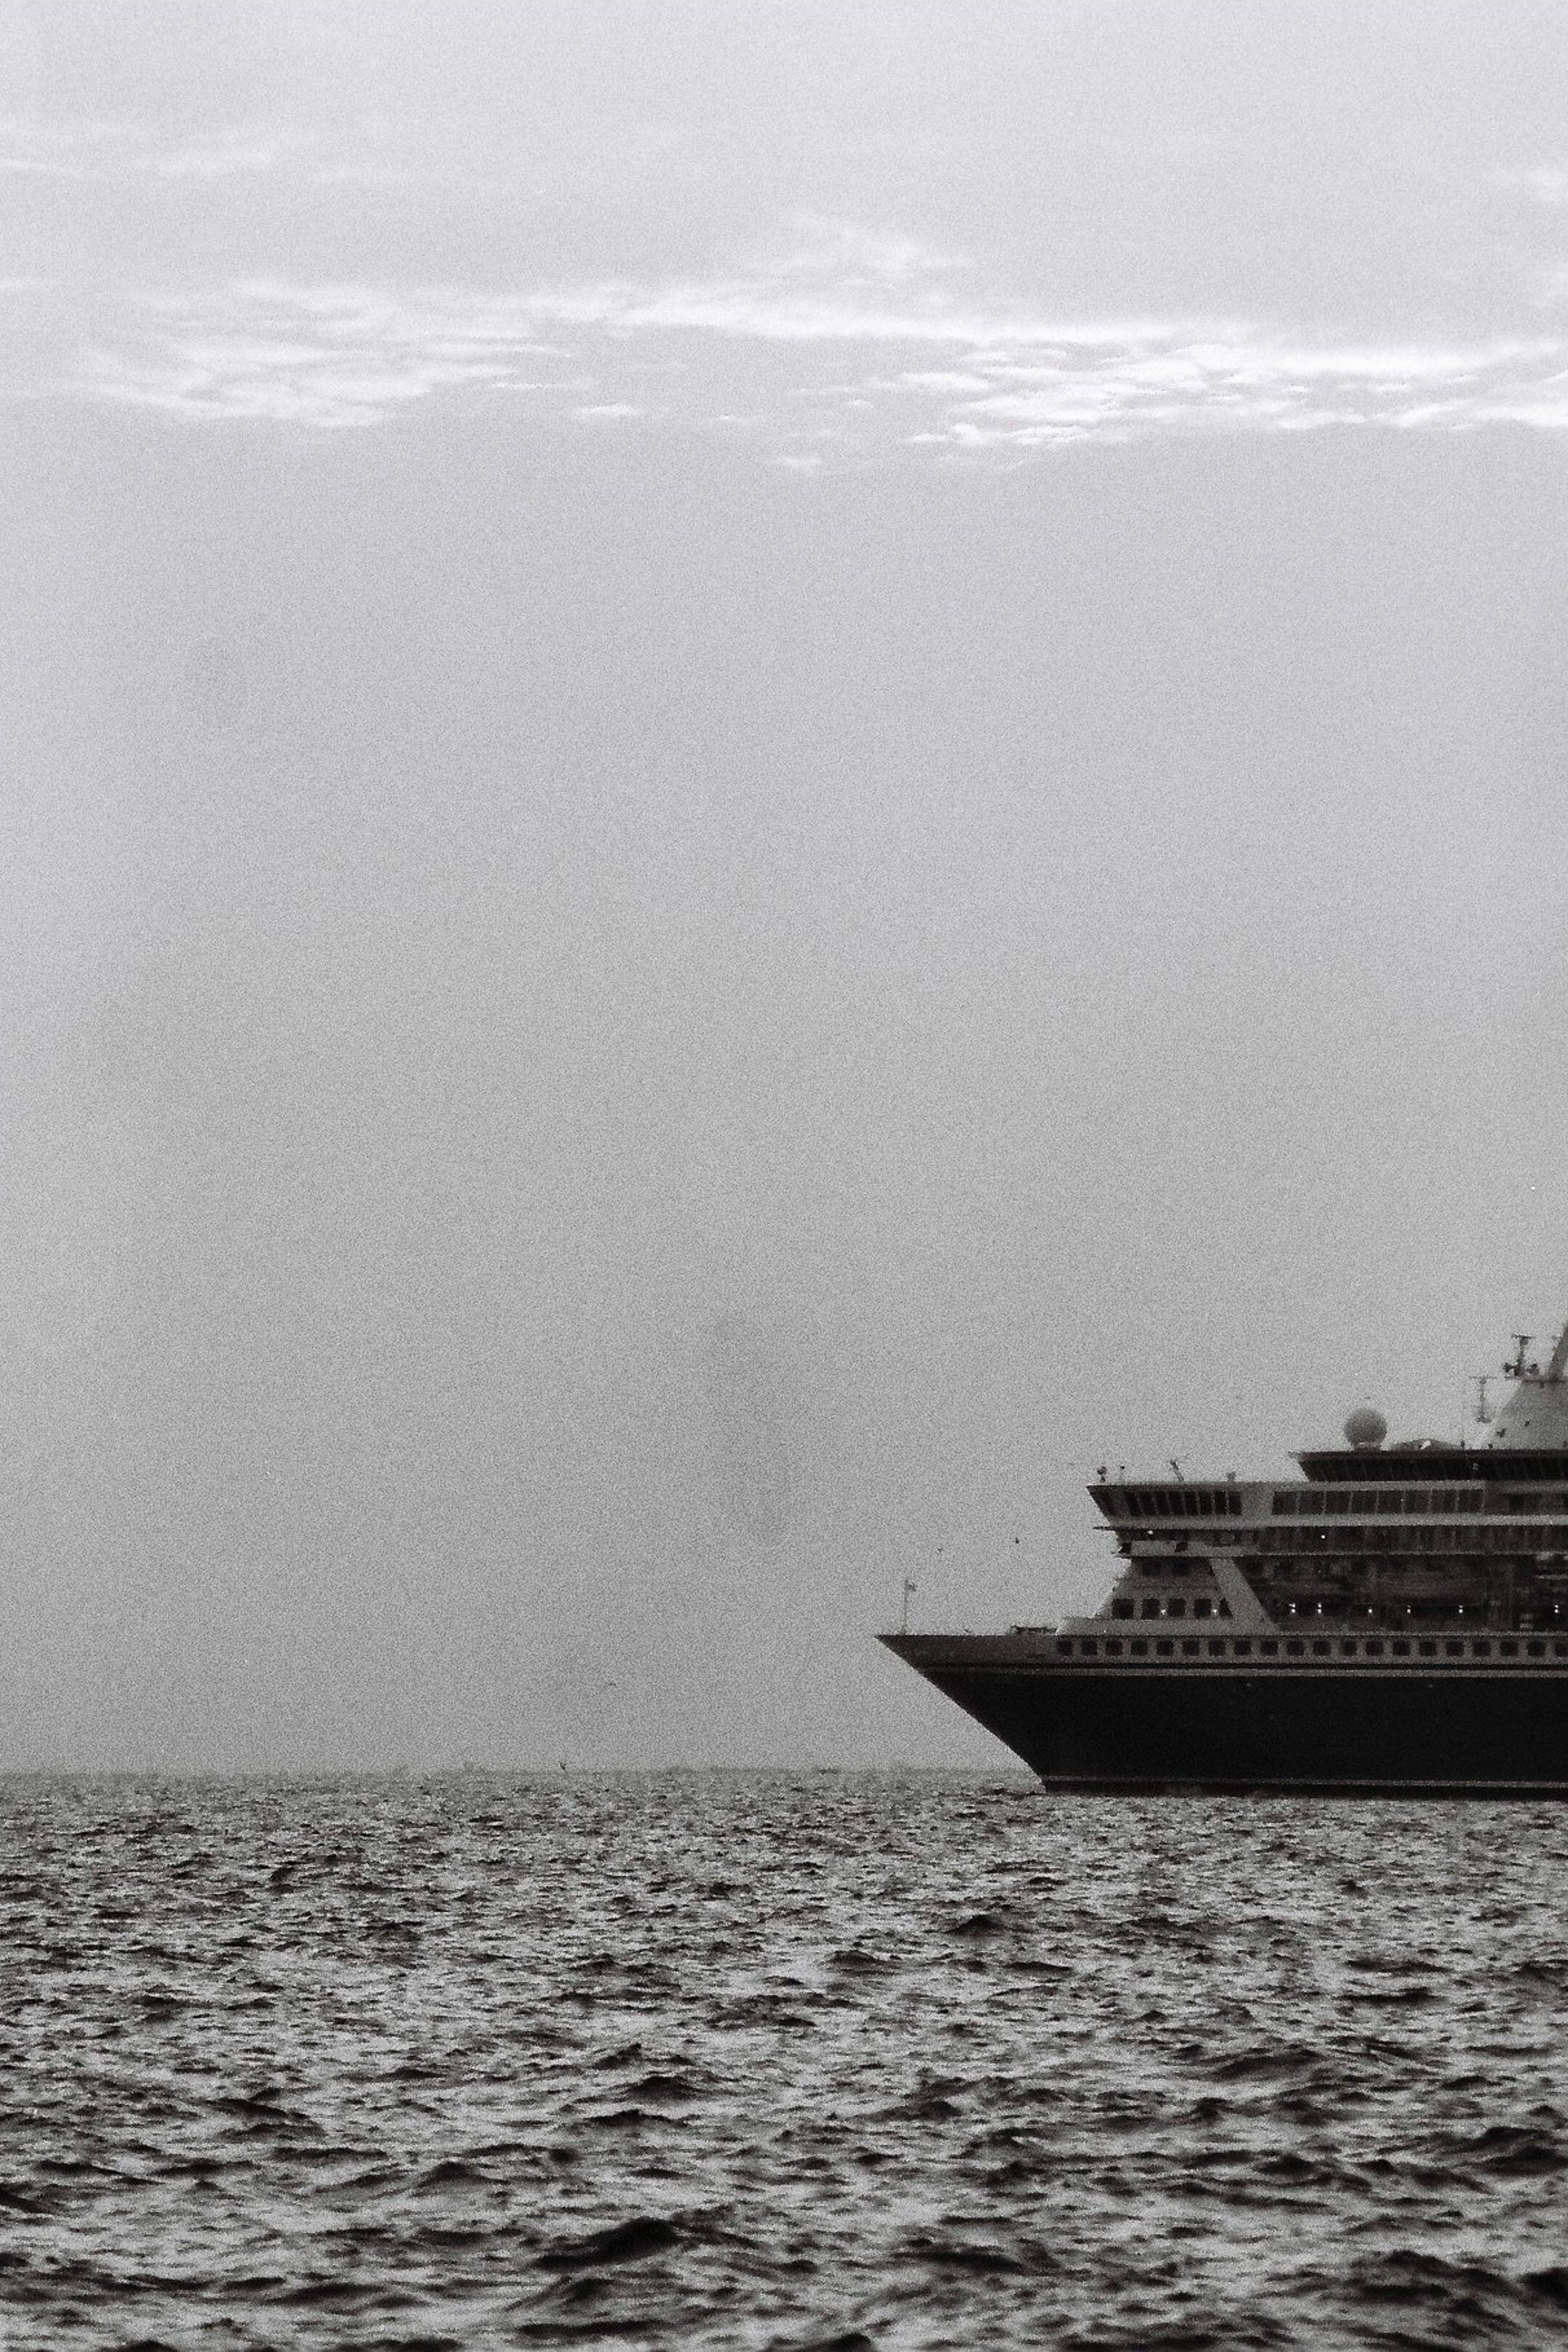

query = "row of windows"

[
  {"left": 1110, "top": 1596, "right": 1233, "bottom": 1619},
  {"left": 1056, "top": 1635, "right": 1568, "bottom": 1662},
  {"left": 1273, "top": 1487, "right": 1568, "bottom": 1516},
  {"left": 1259, "top": 1571, "right": 1495, "bottom": 1590},
  {"left": 1268, "top": 1601, "right": 1564, "bottom": 1622},
  {"left": 1101, "top": 1486, "right": 1244, "bottom": 1519},
  {"left": 1256, "top": 1524, "right": 1562, "bottom": 1556}
]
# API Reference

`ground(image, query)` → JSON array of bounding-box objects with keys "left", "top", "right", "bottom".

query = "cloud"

[
  {"left": 11, "top": 203, "right": 1568, "bottom": 454},
  {"left": 56, "top": 269, "right": 1568, "bottom": 456},
  {"left": 1496, "top": 166, "right": 1568, "bottom": 211}
]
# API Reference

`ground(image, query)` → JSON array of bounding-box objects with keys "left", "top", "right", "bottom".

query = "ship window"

[
  {"left": 1445, "top": 1640, "right": 1463, "bottom": 1656},
  {"left": 1311, "top": 1639, "right": 1330, "bottom": 1655},
  {"left": 1527, "top": 1640, "right": 1546, "bottom": 1657},
  {"left": 1286, "top": 1639, "right": 1304, "bottom": 1656},
  {"left": 1365, "top": 1638, "right": 1384, "bottom": 1655},
  {"left": 1392, "top": 1640, "right": 1410, "bottom": 1657},
  {"left": 1339, "top": 1639, "right": 1357, "bottom": 1656},
  {"left": 1131, "top": 1639, "right": 1148, "bottom": 1656},
  {"left": 1273, "top": 1491, "right": 1297, "bottom": 1515},
  {"left": 1111, "top": 1600, "right": 1133, "bottom": 1618},
  {"left": 1500, "top": 1639, "right": 1518, "bottom": 1657},
  {"left": 1082, "top": 1640, "right": 1098, "bottom": 1655},
  {"left": 1352, "top": 1490, "right": 1377, "bottom": 1513},
  {"left": 1418, "top": 1640, "right": 1437, "bottom": 1656},
  {"left": 1299, "top": 1489, "right": 1325, "bottom": 1514},
  {"left": 1433, "top": 1489, "right": 1455, "bottom": 1511},
  {"left": 1233, "top": 1639, "right": 1252, "bottom": 1655},
  {"left": 1058, "top": 1641, "right": 1074, "bottom": 1656},
  {"left": 1326, "top": 1491, "right": 1351, "bottom": 1514},
  {"left": 1182, "top": 1638, "right": 1200, "bottom": 1655},
  {"left": 1375, "top": 1490, "right": 1402, "bottom": 1514},
  {"left": 1259, "top": 1639, "right": 1278, "bottom": 1656},
  {"left": 1403, "top": 1489, "right": 1427, "bottom": 1512},
  {"left": 1456, "top": 1490, "right": 1482, "bottom": 1513},
  {"left": 1208, "top": 1638, "right": 1226, "bottom": 1656},
  {"left": 1472, "top": 1641, "right": 1492, "bottom": 1657},
  {"left": 1217, "top": 1598, "right": 1232, "bottom": 1617},
  {"left": 1555, "top": 1641, "right": 1568, "bottom": 1658},
  {"left": 1140, "top": 1598, "right": 1160, "bottom": 1618},
  {"left": 1193, "top": 1596, "right": 1212, "bottom": 1618},
  {"left": 1105, "top": 1638, "right": 1123, "bottom": 1655},
  {"left": 1228, "top": 1490, "right": 1242, "bottom": 1515},
  {"left": 1155, "top": 1639, "right": 1173, "bottom": 1655},
  {"left": 1167, "top": 1598, "right": 1187, "bottom": 1618}
]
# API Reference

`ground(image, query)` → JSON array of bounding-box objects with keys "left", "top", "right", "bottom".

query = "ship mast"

[{"left": 1547, "top": 1320, "right": 1568, "bottom": 1384}]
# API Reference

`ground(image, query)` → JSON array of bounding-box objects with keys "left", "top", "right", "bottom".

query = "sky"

[{"left": 4, "top": 1, "right": 1568, "bottom": 1767}]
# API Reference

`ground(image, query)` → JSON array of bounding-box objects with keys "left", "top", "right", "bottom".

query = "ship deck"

[{"left": 887, "top": 1629, "right": 1568, "bottom": 1668}]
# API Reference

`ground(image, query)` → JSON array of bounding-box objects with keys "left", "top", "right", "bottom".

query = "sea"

[{"left": 4, "top": 1771, "right": 1568, "bottom": 2351}]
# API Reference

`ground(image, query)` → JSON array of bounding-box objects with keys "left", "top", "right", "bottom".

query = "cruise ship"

[{"left": 882, "top": 1325, "right": 1568, "bottom": 1794}]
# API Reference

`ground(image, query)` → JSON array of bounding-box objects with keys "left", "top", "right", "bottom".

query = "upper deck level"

[
  {"left": 1297, "top": 1447, "right": 1568, "bottom": 1482},
  {"left": 1090, "top": 1469, "right": 1568, "bottom": 1527}
]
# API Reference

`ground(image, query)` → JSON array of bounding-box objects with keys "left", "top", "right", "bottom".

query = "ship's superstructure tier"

[{"left": 1085, "top": 1450, "right": 1568, "bottom": 1634}]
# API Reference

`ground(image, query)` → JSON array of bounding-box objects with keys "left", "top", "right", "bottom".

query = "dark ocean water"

[{"left": 4, "top": 1773, "right": 1568, "bottom": 2351}]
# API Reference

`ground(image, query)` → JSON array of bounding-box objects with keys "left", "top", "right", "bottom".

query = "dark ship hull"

[{"left": 883, "top": 1633, "right": 1568, "bottom": 1796}]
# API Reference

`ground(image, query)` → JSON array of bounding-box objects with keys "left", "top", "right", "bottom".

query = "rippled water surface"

[{"left": 5, "top": 1773, "right": 1568, "bottom": 2349}]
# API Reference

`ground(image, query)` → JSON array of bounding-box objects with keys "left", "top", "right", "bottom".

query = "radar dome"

[{"left": 1344, "top": 1406, "right": 1388, "bottom": 1450}]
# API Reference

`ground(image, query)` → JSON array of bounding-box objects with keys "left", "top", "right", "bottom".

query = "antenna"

[
  {"left": 1168, "top": 1458, "right": 1186, "bottom": 1482},
  {"left": 1507, "top": 1335, "right": 1535, "bottom": 1379}
]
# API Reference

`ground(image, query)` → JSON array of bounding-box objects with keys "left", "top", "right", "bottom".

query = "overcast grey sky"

[{"left": 4, "top": 2, "right": 1568, "bottom": 1767}]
